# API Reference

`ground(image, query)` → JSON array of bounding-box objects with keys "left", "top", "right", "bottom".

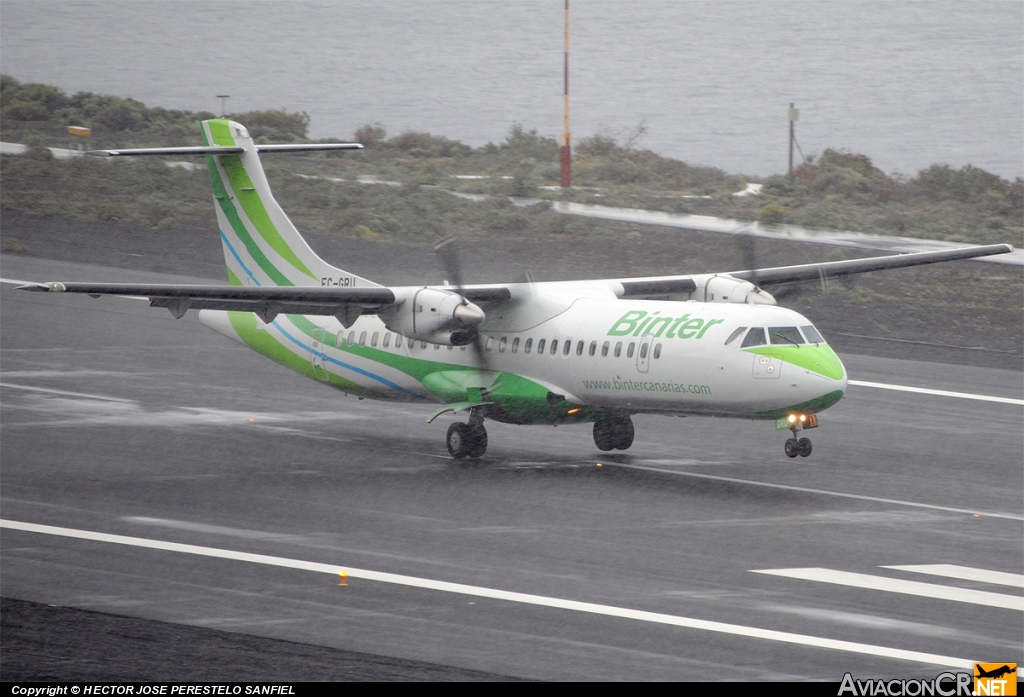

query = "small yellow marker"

[
  {"left": 338, "top": 570, "right": 348, "bottom": 586},
  {"left": 596, "top": 462, "right": 603, "bottom": 467}
]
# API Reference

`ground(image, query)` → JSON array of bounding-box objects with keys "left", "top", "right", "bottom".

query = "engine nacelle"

[
  {"left": 378, "top": 287, "right": 485, "bottom": 346},
  {"left": 690, "top": 274, "right": 776, "bottom": 305}
]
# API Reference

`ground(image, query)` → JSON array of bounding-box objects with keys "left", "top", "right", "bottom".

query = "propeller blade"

[{"left": 433, "top": 237, "right": 490, "bottom": 371}]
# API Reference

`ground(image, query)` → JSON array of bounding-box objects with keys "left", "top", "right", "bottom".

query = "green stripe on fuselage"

[{"left": 227, "top": 311, "right": 381, "bottom": 397}]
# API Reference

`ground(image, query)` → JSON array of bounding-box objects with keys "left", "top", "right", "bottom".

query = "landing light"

[{"left": 567, "top": 408, "right": 581, "bottom": 415}]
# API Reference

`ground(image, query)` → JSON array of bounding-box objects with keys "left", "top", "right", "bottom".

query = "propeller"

[{"left": 433, "top": 237, "right": 490, "bottom": 371}]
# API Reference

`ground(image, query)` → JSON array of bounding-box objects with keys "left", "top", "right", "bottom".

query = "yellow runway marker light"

[{"left": 339, "top": 570, "right": 348, "bottom": 586}]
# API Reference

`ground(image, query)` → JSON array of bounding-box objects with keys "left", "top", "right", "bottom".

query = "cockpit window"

[
  {"left": 769, "top": 326, "right": 805, "bottom": 346},
  {"left": 801, "top": 325, "right": 824, "bottom": 344},
  {"left": 725, "top": 326, "right": 747, "bottom": 346},
  {"left": 740, "top": 327, "right": 766, "bottom": 348}
]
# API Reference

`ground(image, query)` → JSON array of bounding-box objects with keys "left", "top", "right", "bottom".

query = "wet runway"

[{"left": 2, "top": 255, "right": 1022, "bottom": 681}]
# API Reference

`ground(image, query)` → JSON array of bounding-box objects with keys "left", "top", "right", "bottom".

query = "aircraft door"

[
  {"left": 636, "top": 334, "right": 653, "bottom": 373},
  {"left": 310, "top": 327, "right": 329, "bottom": 381}
]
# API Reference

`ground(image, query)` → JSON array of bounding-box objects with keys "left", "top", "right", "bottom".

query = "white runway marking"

[
  {"left": 883, "top": 564, "right": 1024, "bottom": 588},
  {"left": 753, "top": 568, "right": 1024, "bottom": 611},
  {"left": 614, "top": 462, "right": 1024, "bottom": 522},
  {"left": 0, "top": 382, "right": 135, "bottom": 403},
  {"left": 0, "top": 518, "right": 974, "bottom": 670},
  {"left": 848, "top": 380, "right": 1024, "bottom": 406}
]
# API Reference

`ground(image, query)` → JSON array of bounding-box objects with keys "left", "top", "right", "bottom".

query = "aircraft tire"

[
  {"left": 467, "top": 424, "right": 488, "bottom": 458},
  {"left": 784, "top": 438, "right": 800, "bottom": 458},
  {"left": 446, "top": 422, "right": 472, "bottom": 459},
  {"left": 798, "top": 437, "right": 812, "bottom": 457},
  {"left": 612, "top": 416, "right": 634, "bottom": 450},
  {"left": 593, "top": 419, "right": 616, "bottom": 452}
]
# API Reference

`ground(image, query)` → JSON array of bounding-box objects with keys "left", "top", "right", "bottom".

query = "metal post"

[
  {"left": 560, "top": 0, "right": 571, "bottom": 189},
  {"left": 788, "top": 103, "right": 799, "bottom": 176}
]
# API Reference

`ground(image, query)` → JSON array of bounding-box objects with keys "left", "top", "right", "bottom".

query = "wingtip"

[{"left": 16, "top": 282, "right": 65, "bottom": 292}]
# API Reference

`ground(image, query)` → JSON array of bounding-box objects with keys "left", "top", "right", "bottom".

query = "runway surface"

[{"left": 2, "top": 255, "right": 1022, "bottom": 681}]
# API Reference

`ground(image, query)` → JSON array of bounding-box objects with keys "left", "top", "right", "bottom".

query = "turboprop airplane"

[{"left": 18, "top": 119, "right": 1014, "bottom": 459}]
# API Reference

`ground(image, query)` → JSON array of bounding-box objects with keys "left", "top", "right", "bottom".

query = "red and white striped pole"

[{"left": 560, "top": 0, "right": 571, "bottom": 189}]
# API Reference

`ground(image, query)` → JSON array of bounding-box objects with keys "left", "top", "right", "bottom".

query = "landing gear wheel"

[
  {"left": 612, "top": 416, "right": 634, "bottom": 451},
  {"left": 798, "top": 437, "right": 812, "bottom": 457},
  {"left": 467, "top": 424, "right": 488, "bottom": 458},
  {"left": 447, "top": 422, "right": 487, "bottom": 459},
  {"left": 446, "top": 423, "right": 472, "bottom": 459},
  {"left": 784, "top": 438, "right": 800, "bottom": 458},
  {"left": 593, "top": 419, "right": 616, "bottom": 452}
]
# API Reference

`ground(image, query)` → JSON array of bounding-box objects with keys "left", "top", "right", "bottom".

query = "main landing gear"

[
  {"left": 782, "top": 412, "right": 816, "bottom": 458},
  {"left": 446, "top": 408, "right": 487, "bottom": 459},
  {"left": 593, "top": 415, "right": 634, "bottom": 452}
]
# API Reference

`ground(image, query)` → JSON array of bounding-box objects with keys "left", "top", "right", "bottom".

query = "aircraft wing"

[
  {"left": 615, "top": 243, "right": 1014, "bottom": 298},
  {"left": 726, "top": 244, "right": 1015, "bottom": 286},
  {"left": 16, "top": 281, "right": 513, "bottom": 325}
]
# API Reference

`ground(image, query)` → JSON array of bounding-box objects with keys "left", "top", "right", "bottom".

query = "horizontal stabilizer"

[{"left": 87, "top": 143, "right": 362, "bottom": 157}]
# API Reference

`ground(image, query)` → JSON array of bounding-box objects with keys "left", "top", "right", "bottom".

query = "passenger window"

[
  {"left": 801, "top": 325, "right": 824, "bottom": 344},
  {"left": 537, "top": 338, "right": 546, "bottom": 353},
  {"left": 639, "top": 343, "right": 648, "bottom": 359},
  {"left": 653, "top": 343, "right": 662, "bottom": 359},
  {"left": 563, "top": 340, "right": 572, "bottom": 356},
  {"left": 485, "top": 337, "right": 494, "bottom": 351},
  {"left": 383, "top": 333, "right": 391, "bottom": 348},
  {"left": 550, "top": 339, "right": 558, "bottom": 355},
  {"left": 347, "top": 331, "right": 355, "bottom": 347},
  {"left": 434, "top": 343, "right": 440, "bottom": 350},
  {"left": 358, "top": 331, "right": 367, "bottom": 347},
  {"left": 769, "top": 326, "right": 805, "bottom": 346},
  {"left": 395, "top": 335, "right": 403, "bottom": 348},
  {"left": 627, "top": 342, "right": 635, "bottom": 358},
  {"left": 614, "top": 341, "right": 622, "bottom": 357},
  {"left": 499, "top": 337, "right": 507, "bottom": 352},
  {"left": 589, "top": 341, "right": 597, "bottom": 357},
  {"left": 511, "top": 337, "right": 520, "bottom": 353},
  {"left": 447, "top": 345, "right": 453, "bottom": 350},
  {"left": 602, "top": 341, "right": 609, "bottom": 357},
  {"left": 420, "top": 341, "right": 428, "bottom": 349},
  {"left": 525, "top": 338, "right": 533, "bottom": 354},
  {"left": 371, "top": 332, "right": 379, "bottom": 347},
  {"left": 336, "top": 331, "right": 345, "bottom": 346},
  {"left": 740, "top": 327, "right": 766, "bottom": 348},
  {"left": 725, "top": 326, "right": 747, "bottom": 346}
]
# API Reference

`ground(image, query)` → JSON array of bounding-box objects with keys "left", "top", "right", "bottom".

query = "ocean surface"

[{"left": 2, "top": 0, "right": 1022, "bottom": 179}]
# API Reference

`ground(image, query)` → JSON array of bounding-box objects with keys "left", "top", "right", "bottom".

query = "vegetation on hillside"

[{"left": 2, "top": 75, "right": 1020, "bottom": 247}]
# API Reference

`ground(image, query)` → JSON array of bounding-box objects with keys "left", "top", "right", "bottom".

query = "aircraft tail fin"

[{"left": 200, "top": 119, "right": 378, "bottom": 289}]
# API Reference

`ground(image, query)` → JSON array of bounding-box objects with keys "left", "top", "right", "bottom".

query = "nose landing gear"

[
  {"left": 784, "top": 436, "right": 812, "bottom": 458},
  {"left": 781, "top": 412, "right": 817, "bottom": 458}
]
